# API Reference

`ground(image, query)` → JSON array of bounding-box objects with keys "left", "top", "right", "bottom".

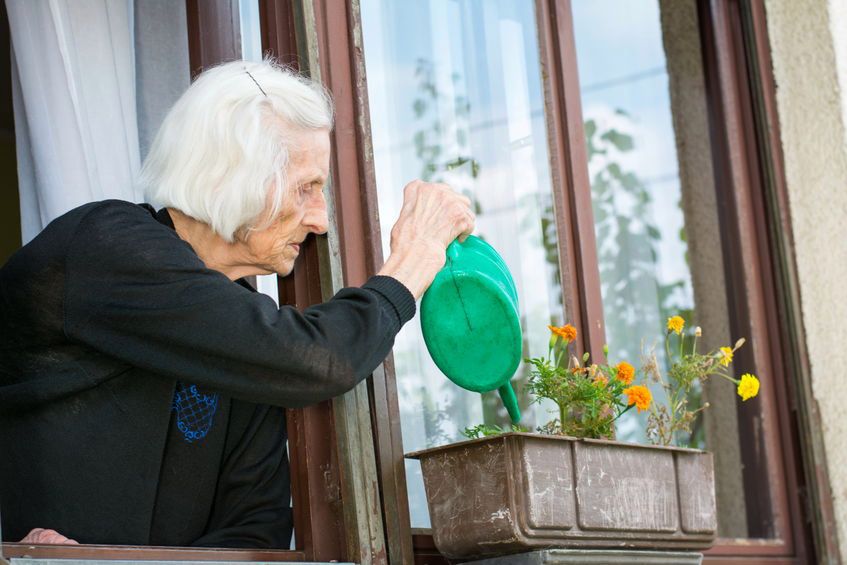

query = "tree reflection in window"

[{"left": 585, "top": 110, "right": 702, "bottom": 447}]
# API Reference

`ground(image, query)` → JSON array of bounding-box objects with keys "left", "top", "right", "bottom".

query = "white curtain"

[{"left": 6, "top": 0, "right": 141, "bottom": 244}]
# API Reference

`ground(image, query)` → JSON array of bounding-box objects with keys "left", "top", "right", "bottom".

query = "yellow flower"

[
  {"left": 737, "top": 373, "right": 760, "bottom": 401},
  {"left": 624, "top": 385, "right": 652, "bottom": 412},
  {"left": 667, "top": 316, "right": 685, "bottom": 335},
  {"left": 548, "top": 324, "right": 578, "bottom": 342},
  {"left": 615, "top": 361, "right": 635, "bottom": 385},
  {"left": 719, "top": 347, "right": 734, "bottom": 367}
]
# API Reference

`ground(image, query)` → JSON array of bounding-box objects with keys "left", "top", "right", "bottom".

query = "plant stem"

[
  {"left": 665, "top": 334, "right": 672, "bottom": 366},
  {"left": 612, "top": 403, "right": 634, "bottom": 422},
  {"left": 714, "top": 371, "right": 740, "bottom": 385}
]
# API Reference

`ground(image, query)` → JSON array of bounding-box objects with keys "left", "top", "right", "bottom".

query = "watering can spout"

[{"left": 498, "top": 382, "right": 521, "bottom": 424}]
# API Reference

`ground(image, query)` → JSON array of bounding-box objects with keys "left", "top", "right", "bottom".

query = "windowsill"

[{"left": 0, "top": 543, "right": 320, "bottom": 563}]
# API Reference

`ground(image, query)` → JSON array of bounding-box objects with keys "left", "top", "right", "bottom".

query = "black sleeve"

[
  {"left": 192, "top": 402, "right": 292, "bottom": 549},
  {"left": 64, "top": 201, "right": 416, "bottom": 408}
]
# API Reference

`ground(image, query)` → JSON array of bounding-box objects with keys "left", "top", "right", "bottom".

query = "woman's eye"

[{"left": 302, "top": 183, "right": 322, "bottom": 196}]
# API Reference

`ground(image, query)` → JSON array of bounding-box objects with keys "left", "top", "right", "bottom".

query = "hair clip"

[{"left": 244, "top": 68, "right": 268, "bottom": 97}]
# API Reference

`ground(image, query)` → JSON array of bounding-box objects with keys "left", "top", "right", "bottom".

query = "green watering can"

[{"left": 420, "top": 236, "right": 523, "bottom": 423}]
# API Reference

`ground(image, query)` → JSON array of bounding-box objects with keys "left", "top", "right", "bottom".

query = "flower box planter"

[{"left": 406, "top": 432, "right": 717, "bottom": 561}]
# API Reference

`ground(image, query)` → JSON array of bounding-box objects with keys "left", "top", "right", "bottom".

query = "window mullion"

[
  {"left": 294, "top": 0, "right": 391, "bottom": 563},
  {"left": 535, "top": 0, "right": 607, "bottom": 360}
]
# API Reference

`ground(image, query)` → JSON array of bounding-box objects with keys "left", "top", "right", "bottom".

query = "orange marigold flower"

[
  {"left": 719, "top": 346, "right": 734, "bottom": 367},
  {"left": 624, "top": 385, "right": 652, "bottom": 412},
  {"left": 593, "top": 374, "right": 608, "bottom": 387},
  {"left": 548, "top": 324, "right": 578, "bottom": 342},
  {"left": 737, "top": 373, "right": 760, "bottom": 401},
  {"left": 616, "top": 361, "right": 635, "bottom": 384},
  {"left": 667, "top": 316, "right": 685, "bottom": 335}
]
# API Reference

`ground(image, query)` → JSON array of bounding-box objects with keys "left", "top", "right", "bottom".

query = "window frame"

[
  {"left": 1, "top": 1, "right": 351, "bottom": 561},
  {"left": 0, "top": 544, "right": 306, "bottom": 562},
  {"left": 695, "top": 0, "right": 832, "bottom": 561},
  {"left": 3, "top": 0, "right": 828, "bottom": 562},
  {"left": 329, "top": 0, "right": 831, "bottom": 562},
  {"left": 738, "top": 0, "right": 840, "bottom": 559},
  {"left": 296, "top": 1, "right": 411, "bottom": 562}
]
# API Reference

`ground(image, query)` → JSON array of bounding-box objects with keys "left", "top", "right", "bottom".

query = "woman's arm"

[
  {"left": 64, "top": 202, "right": 415, "bottom": 408},
  {"left": 377, "top": 180, "right": 475, "bottom": 298}
]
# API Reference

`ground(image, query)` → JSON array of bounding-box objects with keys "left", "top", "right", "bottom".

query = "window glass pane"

[
  {"left": 572, "top": 0, "right": 764, "bottom": 538},
  {"left": 361, "top": 0, "right": 561, "bottom": 528},
  {"left": 574, "top": 0, "right": 693, "bottom": 445}
]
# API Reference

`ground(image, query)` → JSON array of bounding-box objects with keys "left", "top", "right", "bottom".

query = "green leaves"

[
  {"left": 600, "top": 128, "right": 634, "bottom": 152},
  {"left": 411, "top": 58, "right": 481, "bottom": 184},
  {"left": 462, "top": 423, "right": 529, "bottom": 440},
  {"left": 643, "top": 326, "right": 727, "bottom": 447},
  {"left": 524, "top": 346, "right": 630, "bottom": 440}
]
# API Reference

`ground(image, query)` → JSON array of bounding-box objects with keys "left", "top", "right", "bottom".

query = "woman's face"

[{"left": 244, "top": 128, "right": 331, "bottom": 276}]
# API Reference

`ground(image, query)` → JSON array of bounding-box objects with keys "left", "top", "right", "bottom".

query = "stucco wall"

[{"left": 765, "top": 0, "right": 847, "bottom": 559}]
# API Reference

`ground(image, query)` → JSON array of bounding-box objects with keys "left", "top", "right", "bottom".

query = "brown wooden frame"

[
  {"left": 188, "top": 2, "right": 350, "bottom": 560},
  {"left": 0, "top": 544, "right": 305, "bottom": 562},
  {"left": 298, "top": 1, "right": 403, "bottom": 562},
  {"left": 739, "top": 0, "right": 840, "bottom": 560},
  {"left": 703, "top": 1, "right": 817, "bottom": 562},
  {"left": 0, "top": 2, "right": 346, "bottom": 561},
  {"left": 696, "top": 0, "right": 830, "bottom": 562},
  {"left": 298, "top": 0, "right": 831, "bottom": 562},
  {"left": 258, "top": 1, "right": 351, "bottom": 562},
  {"left": 535, "top": 0, "right": 607, "bottom": 363},
  {"left": 185, "top": 0, "right": 241, "bottom": 79}
]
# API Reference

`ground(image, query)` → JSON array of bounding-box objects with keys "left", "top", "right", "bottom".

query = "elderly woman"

[{"left": 0, "top": 60, "right": 473, "bottom": 548}]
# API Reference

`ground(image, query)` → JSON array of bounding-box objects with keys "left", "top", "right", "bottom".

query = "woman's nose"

[
  {"left": 304, "top": 192, "right": 329, "bottom": 235},
  {"left": 309, "top": 210, "right": 329, "bottom": 235}
]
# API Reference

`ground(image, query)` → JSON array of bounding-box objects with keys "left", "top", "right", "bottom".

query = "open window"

[
  {"left": 0, "top": 1, "right": 353, "bottom": 562},
  {"left": 341, "top": 0, "right": 822, "bottom": 562},
  {"left": 0, "top": 1, "right": 835, "bottom": 564}
]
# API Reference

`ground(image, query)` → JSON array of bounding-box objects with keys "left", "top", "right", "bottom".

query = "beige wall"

[{"left": 765, "top": 0, "right": 847, "bottom": 559}]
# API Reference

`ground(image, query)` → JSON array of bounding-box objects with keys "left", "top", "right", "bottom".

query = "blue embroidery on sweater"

[{"left": 172, "top": 382, "right": 219, "bottom": 442}]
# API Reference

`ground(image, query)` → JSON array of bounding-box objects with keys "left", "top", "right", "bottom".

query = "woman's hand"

[
  {"left": 19, "top": 528, "right": 79, "bottom": 545},
  {"left": 378, "top": 180, "right": 475, "bottom": 298}
]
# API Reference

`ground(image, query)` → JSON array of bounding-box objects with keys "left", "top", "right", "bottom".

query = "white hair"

[{"left": 139, "top": 58, "right": 334, "bottom": 242}]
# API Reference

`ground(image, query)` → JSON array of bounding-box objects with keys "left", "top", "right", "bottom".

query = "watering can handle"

[
  {"left": 446, "top": 240, "right": 461, "bottom": 262},
  {"left": 498, "top": 382, "right": 521, "bottom": 424}
]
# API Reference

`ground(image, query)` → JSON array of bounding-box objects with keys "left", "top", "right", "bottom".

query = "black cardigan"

[{"left": 0, "top": 200, "right": 415, "bottom": 546}]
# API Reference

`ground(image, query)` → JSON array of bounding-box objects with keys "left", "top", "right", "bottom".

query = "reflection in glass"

[
  {"left": 573, "top": 0, "right": 698, "bottom": 445},
  {"left": 361, "top": 0, "right": 561, "bottom": 527},
  {"left": 573, "top": 0, "right": 754, "bottom": 538}
]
